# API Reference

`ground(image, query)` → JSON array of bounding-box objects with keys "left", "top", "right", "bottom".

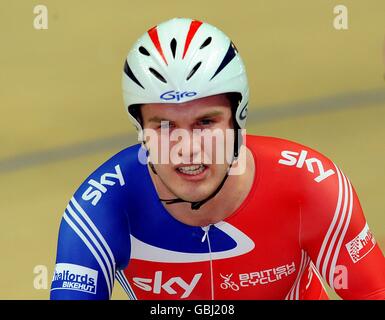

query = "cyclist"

[{"left": 50, "top": 18, "right": 385, "bottom": 300}]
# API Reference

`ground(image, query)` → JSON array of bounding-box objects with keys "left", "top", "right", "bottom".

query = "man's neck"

[{"left": 148, "top": 147, "right": 256, "bottom": 227}]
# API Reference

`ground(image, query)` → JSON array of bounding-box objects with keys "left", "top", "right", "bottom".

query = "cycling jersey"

[{"left": 50, "top": 135, "right": 385, "bottom": 300}]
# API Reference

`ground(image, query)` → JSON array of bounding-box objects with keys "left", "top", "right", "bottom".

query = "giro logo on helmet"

[
  {"left": 239, "top": 103, "right": 248, "bottom": 120},
  {"left": 160, "top": 90, "right": 197, "bottom": 101}
]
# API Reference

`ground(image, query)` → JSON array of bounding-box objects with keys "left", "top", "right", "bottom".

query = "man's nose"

[{"left": 177, "top": 131, "right": 202, "bottom": 163}]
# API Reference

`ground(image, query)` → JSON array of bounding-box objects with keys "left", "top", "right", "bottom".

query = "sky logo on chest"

[
  {"left": 51, "top": 263, "right": 98, "bottom": 294},
  {"left": 130, "top": 222, "right": 255, "bottom": 263}
]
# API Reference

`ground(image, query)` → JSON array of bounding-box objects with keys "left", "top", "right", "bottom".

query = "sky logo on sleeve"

[
  {"left": 81, "top": 164, "right": 125, "bottom": 206},
  {"left": 278, "top": 150, "right": 335, "bottom": 182},
  {"left": 51, "top": 263, "right": 98, "bottom": 294}
]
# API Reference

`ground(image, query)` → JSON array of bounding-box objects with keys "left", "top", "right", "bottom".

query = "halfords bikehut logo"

[
  {"left": 345, "top": 223, "right": 376, "bottom": 263},
  {"left": 51, "top": 263, "right": 98, "bottom": 294}
]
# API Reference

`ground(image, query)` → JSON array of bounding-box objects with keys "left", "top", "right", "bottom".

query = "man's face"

[{"left": 141, "top": 94, "right": 234, "bottom": 202}]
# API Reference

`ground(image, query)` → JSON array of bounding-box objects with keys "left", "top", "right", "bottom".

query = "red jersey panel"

[{"left": 117, "top": 135, "right": 385, "bottom": 300}]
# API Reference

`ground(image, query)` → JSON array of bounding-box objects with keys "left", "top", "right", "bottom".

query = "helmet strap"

[{"left": 148, "top": 161, "right": 158, "bottom": 175}]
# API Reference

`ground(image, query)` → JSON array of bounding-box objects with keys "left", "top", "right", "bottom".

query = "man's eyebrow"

[
  {"left": 195, "top": 110, "right": 223, "bottom": 119},
  {"left": 147, "top": 116, "right": 172, "bottom": 123},
  {"left": 147, "top": 110, "right": 224, "bottom": 123}
]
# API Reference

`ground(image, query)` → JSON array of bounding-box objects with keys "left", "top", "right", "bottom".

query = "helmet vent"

[
  {"left": 199, "top": 37, "right": 212, "bottom": 49},
  {"left": 149, "top": 67, "right": 167, "bottom": 83},
  {"left": 186, "top": 62, "right": 202, "bottom": 81},
  {"left": 124, "top": 61, "right": 145, "bottom": 89},
  {"left": 170, "top": 38, "right": 177, "bottom": 58},
  {"left": 139, "top": 46, "right": 150, "bottom": 56},
  {"left": 210, "top": 42, "right": 237, "bottom": 80}
]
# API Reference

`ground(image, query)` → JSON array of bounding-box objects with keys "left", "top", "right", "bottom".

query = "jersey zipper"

[{"left": 201, "top": 225, "right": 214, "bottom": 300}]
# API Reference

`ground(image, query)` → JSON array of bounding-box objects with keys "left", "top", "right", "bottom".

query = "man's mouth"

[{"left": 176, "top": 164, "right": 207, "bottom": 176}]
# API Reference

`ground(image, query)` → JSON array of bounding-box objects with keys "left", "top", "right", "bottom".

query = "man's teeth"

[{"left": 177, "top": 164, "right": 205, "bottom": 175}]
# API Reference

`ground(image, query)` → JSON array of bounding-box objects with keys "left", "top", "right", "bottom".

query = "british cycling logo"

[
  {"left": 345, "top": 223, "right": 376, "bottom": 263},
  {"left": 220, "top": 262, "right": 296, "bottom": 291},
  {"left": 278, "top": 150, "right": 335, "bottom": 182},
  {"left": 51, "top": 263, "right": 98, "bottom": 294},
  {"left": 220, "top": 273, "right": 240, "bottom": 291},
  {"left": 160, "top": 90, "right": 197, "bottom": 101}
]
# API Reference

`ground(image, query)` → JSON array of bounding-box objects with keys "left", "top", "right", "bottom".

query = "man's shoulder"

[
  {"left": 85, "top": 143, "right": 142, "bottom": 179},
  {"left": 246, "top": 134, "right": 337, "bottom": 184},
  {"left": 103, "top": 143, "right": 143, "bottom": 169},
  {"left": 246, "top": 134, "right": 333, "bottom": 161},
  {"left": 58, "top": 144, "right": 142, "bottom": 272},
  {"left": 72, "top": 143, "right": 145, "bottom": 206}
]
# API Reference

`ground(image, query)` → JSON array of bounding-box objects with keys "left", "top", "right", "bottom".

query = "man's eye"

[
  {"left": 159, "top": 122, "right": 173, "bottom": 129},
  {"left": 198, "top": 119, "right": 214, "bottom": 126}
]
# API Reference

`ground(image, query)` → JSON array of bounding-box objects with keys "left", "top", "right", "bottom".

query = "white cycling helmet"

[
  {"left": 122, "top": 17, "right": 249, "bottom": 151},
  {"left": 122, "top": 18, "right": 249, "bottom": 210}
]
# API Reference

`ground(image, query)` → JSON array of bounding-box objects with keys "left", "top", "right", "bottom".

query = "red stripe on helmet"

[
  {"left": 148, "top": 26, "right": 168, "bottom": 65},
  {"left": 182, "top": 20, "right": 203, "bottom": 59}
]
